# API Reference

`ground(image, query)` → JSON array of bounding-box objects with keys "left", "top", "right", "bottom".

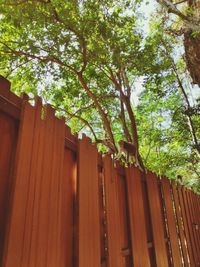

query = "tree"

[
  {"left": 0, "top": 0, "right": 199, "bottom": 188},
  {"left": 155, "top": 0, "right": 200, "bottom": 87},
  {"left": 136, "top": 23, "right": 200, "bottom": 189},
  {"left": 0, "top": 0, "right": 146, "bottom": 155}
]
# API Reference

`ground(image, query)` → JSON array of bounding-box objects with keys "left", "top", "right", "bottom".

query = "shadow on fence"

[{"left": 0, "top": 76, "right": 200, "bottom": 267}]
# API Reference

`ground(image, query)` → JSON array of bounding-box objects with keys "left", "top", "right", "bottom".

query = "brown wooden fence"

[{"left": 0, "top": 76, "right": 200, "bottom": 267}]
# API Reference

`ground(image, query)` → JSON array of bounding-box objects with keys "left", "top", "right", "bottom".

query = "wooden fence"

[{"left": 0, "top": 76, "right": 200, "bottom": 267}]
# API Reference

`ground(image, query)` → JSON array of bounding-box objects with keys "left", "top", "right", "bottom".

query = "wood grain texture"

[
  {"left": 161, "top": 178, "right": 182, "bottom": 266},
  {"left": 191, "top": 192, "right": 200, "bottom": 252},
  {"left": 171, "top": 182, "right": 189, "bottom": 267},
  {"left": 4, "top": 100, "right": 67, "bottom": 267},
  {"left": 0, "top": 113, "right": 18, "bottom": 266},
  {"left": 126, "top": 167, "right": 151, "bottom": 267},
  {"left": 4, "top": 100, "right": 36, "bottom": 267},
  {"left": 177, "top": 186, "right": 195, "bottom": 266},
  {"left": 116, "top": 171, "right": 132, "bottom": 267},
  {"left": 1, "top": 85, "right": 199, "bottom": 267},
  {"left": 146, "top": 172, "right": 169, "bottom": 267},
  {"left": 78, "top": 137, "right": 101, "bottom": 267},
  {"left": 186, "top": 190, "right": 200, "bottom": 263},
  {"left": 182, "top": 188, "right": 199, "bottom": 266},
  {"left": 103, "top": 156, "right": 124, "bottom": 267},
  {"left": 60, "top": 148, "right": 76, "bottom": 267}
]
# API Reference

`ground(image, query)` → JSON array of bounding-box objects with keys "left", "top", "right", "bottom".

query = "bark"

[
  {"left": 165, "top": 48, "right": 200, "bottom": 157},
  {"left": 184, "top": 31, "right": 200, "bottom": 87},
  {"left": 77, "top": 72, "right": 117, "bottom": 152},
  {"left": 122, "top": 93, "right": 139, "bottom": 151},
  {"left": 157, "top": 0, "right": 200, "bottom": 31},
  {"left": 108, "top": 68, "right": 140, "bottom": 153},
  {"left": 119, "top": 98, "right": 132, "bottom": 143},
  {"left": 177, "top": 80, "right": 200, "bottom": 156}
]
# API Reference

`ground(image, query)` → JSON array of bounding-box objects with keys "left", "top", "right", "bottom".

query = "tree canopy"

[{"left": 0, "top": 0, "right": 199, "bottom": 191}]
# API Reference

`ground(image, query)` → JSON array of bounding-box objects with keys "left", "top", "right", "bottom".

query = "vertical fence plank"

[
  {"left": 186, "top": 190, "right": 200, "bottom": 264},
  {"left": 60, "top": 148, "right": 76, "bottom": 267},
  {"left": 78, "top": 137, "right": 101, "bottom": 267},
  {"left": 99, "top": 171, "right": 107, "bottom": 267},
  {"left": 116, "top": 171, "right": 132, "bottom": 267},
  {"left": 177, "top": 186, "right": 195, "bottom": 266},
  {"left": 191, "top": 192, "right": 200, "bottom": 251},
  {"left": 0, "top": 76, "right": 11, "bottom": 98},
  {"left": 3, "top": 100, "right": 67, "bottom": 267},
  {"left": 22, "top": 99, "right": 47, "bottom": 267},
  {"left": 0, "top": 113, "right": 18, "bottom": 266},
  {"left": 4, "top": 100, "right": 36, "bottom": 267},
  {"left": 141, "top": 178, "right": 157, "bottom": 266},
  {"left": 171, "top": 182, "right": 190, "bottom": 266},
  {"left": 126, "top": 167, "right": 151, "bottom": 267},
  {"left": 46, "top": 114, "right": 65, "bottom": 267},
  {"left": 146, "top": 172, "right": 169, "bottom": 267},
  {"left": 161, "top": 178, "right": 182, "bottom": 266},
  {"left": 182, "top": 188, "right": 199, "bottom": 266},
  {"left": 103, "top": 156, "right": 124, "bottom": 267},
  {"left": 28, "top": 101, "right": 50, "bottom": 267},
  {"left": 1, "top": 81, "right": 200, "bottom": 267}
]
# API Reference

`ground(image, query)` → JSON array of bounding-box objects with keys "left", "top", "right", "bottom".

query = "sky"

[{"left": 131, "top": 0, "right": 157, "bottom": 106}]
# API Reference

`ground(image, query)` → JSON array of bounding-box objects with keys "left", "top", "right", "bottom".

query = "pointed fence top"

[{"left": 0, "top": 75, "right": 11, "bottom": 91}]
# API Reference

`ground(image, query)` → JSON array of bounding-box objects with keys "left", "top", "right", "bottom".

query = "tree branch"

[
  {"left": 174, "top": 0, "right": 187, "bottom": 5},
  {"left": 157, "top": 0, "right": 200, "bottom": 31},
  {"left": 0, "top": 41, "right": 78, "bottom": 74},
  {"left": 119, "top": 97, "right": 132, "bottom": 142},
  {"left": 161, "top": 40, "right": 200, "bottom": 157},
  {"left": 65, "top": 103, "right": 94, "bottom": 121},
  {"left": 77, "top": 72, "right": 117, "bottom": 152},
  {"left": 48, "top": 0, "right": 87, "bottom": 73},
  {"left": 157, "top": 0, "right": 189, "bottom": 20},
  {"left": 80, "top": 39, "right": 87, "bottom": 73},
  {"left": 52, "top": 104, "right": 99, "bottom": 142}
]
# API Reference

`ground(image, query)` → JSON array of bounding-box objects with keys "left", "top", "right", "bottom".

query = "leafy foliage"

[{"left": 0, "top": 0, "right": 199, "bottom": 191}]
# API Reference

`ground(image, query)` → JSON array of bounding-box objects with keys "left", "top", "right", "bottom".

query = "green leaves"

[{"left": 0, "top": 0, "right": 199, "bottom": 191}]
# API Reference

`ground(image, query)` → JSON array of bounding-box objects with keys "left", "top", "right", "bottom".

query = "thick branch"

[
  {"left": 157, "top": 0, "right": 190, "bottom": 21},
  {"left": 119, "top": 97, "right": 132, "bottom": 142},
  {"left": 174, "top": 0, "right": 187, "bottom": 5},
  {"left": 121, "top": 67, "right": 131, "bottom": 98},
  {"left": 80, "top": 39, "right": 87, "bottom": 73},
  {"left": 122, "top": 94, "right": 139, "bottom": 150},
  {"left": 107, "top": 67, "right": 140, "bottom": 153},
  {"left": 77, "top": 72, "right": 117, "bottom": 152},
  {"left": 157, "top": 0, "right": 200, "bottom": 31}
]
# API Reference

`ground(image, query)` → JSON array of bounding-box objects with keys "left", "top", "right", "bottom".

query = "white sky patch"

[
  {"left": 138, "top": 0, "right": 157, "bottom": 35},
  {"left": 130, "top": 1, "right": 157, "bottom": 107},
  {"left": 131, "top": 76, "right": 145, "bottom": 106}
]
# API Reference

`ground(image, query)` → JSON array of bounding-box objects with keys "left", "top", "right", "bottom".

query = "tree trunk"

[
  {"left": 121, "top": 94, "right": 139, "bottom": 151},
  {"left": 119, "top": 97, "right": 132, "bottom": 143},
  {"left": 77, "top": 72, "right": 117, "bottom": 152}
]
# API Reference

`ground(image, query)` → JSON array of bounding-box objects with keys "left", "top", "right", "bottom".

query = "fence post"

[
  {"left": 103, "top": 155, "right": 124, "bottom": 267},
  {"left": 77, "top": 136, "right": 101, "bottom": 267},
  {"left": 146, "top": 172, "right": 169, "bottom": 267},
  {"left": 126, "top": 167, "right": 151, "bottom": 267}
]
